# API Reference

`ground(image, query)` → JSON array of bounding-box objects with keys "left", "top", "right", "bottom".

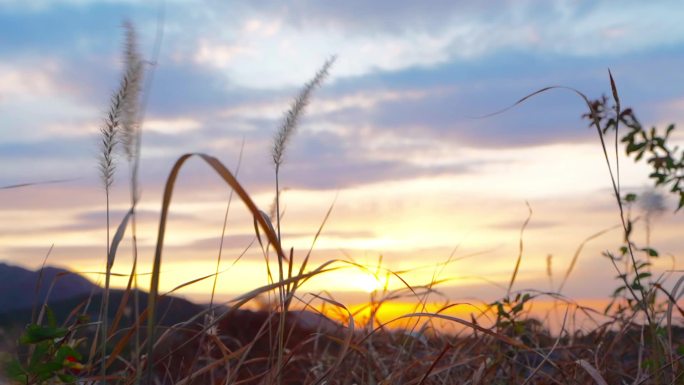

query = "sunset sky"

[{"left": 1, "top": 1, "right": 684, "bottom": 310}]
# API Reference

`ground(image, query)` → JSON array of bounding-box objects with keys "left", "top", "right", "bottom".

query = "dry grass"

[{"left": 2, "top": 23, "right": 684, "bottom": 385}]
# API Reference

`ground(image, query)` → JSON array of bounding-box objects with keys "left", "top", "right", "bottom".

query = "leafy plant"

[
  {"left": 584, "top": 96, "right": 684, "bottom": 210},
  {"left": 491, "top": 292, "right": 534, "bottom": 335},
  {"left": 3, "top": 307, "right": 85, "bottom": 384}
]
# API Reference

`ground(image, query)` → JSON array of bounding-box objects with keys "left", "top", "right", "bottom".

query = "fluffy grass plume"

[
  {"left": 96, "top": 21, "right": 144, "bottom": 385},
  {"left": 272, "top": 56, "right": 335, "bottom": 169},
  {"left": 98, "top": 77, "right": 126, "bottom": 189},
  {"left": 120, "top": 20, "right": 144, "bottom": 162}
]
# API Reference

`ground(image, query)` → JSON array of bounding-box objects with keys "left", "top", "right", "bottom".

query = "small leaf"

[
  {"left": 626, "top": 141, "right": 646, "bottom": 153},
  {"left": 608, "top": 69, "right": 620, "bottom": 107},
  {"left": 666, "top": 124, "right": 676, "bottom": 137},
  {"left": 21, "top": 324, "right": 68, "bottom": 344},
  {"left": 3, "top": 358, "right": 27, "bottom": 380},
  {"left": 46, "top": 306, "right": 57, "bottom": 328},
  {"left": 635, "top": 150, "right": 645, "bottom": 161},
  {"left": 496, "top": 303, "right": 508, "bottom": 318},
  {"left": 511, "top": 302, "right": 524, "bottom": 314},
  {"left": 29, "top": 341, "right": 50, "bottom": 369},
  {"left": 636, "top": 272, "right": 652, "bottom": 280},
  {"left": 612, "top": 286, "right": 626, "bottom": 296}
]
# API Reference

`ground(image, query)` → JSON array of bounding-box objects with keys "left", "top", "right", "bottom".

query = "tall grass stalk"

[
  {"left": 209, "top": 138, "right": 245, "bottom": 312},
  {"left": 609, "top": 71, "right": 665, "bottom": 384},
  {"left": 119, "top": 21, "right": 147, "bottom": 382},
  {"left": 96, "top": 61, "right": 133, "bottom": 383},
  {"left": 125, "top": 11, "right": 165, "bottom": 382},
  {"left": 270, "top": 56, "right": 334, "bottom": 383},
  {"left": 146, "top": 152, "right": 288, "bottom": 383},
  {"left": 272, "top": 56, "right": 335, "bottom": 243},
  {"left": 200, "top": 139, "right": 245, "bottom": 384}
]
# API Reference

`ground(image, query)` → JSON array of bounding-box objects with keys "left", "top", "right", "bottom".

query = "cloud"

[
  {"left": 188, "top": 0, "right": 684, "bottom": 89},
  {"left": 145, "top": 117, "right": 202, "bottom": 134},
  {"left": 0, "top": 64, "right": 61, "bottom": 97},
  {"left": 193, "top": 39, "right": 253, "bottom": 69}
]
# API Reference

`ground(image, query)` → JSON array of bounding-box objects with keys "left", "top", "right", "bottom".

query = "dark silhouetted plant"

[{"left": 584, "top": 96, "right": 684, "bottom": 210}]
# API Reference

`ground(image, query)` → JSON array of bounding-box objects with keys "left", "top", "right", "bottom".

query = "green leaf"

[
  {"left": 511, "top": 302, "right": 524, "bottom": 314},
  {"left": 29, "top": 340, "right": 50, "bottom": 369},
  {"left": 21, "top": 324, "right": 68, "bottom": 344},
  {"left": 32, "top": 361, "right": 62, "bottom": 378},
  {"left": 46, "top": 306, "right": 57, "bottom": 328},
  {"left": 627, "top": 141, "right": 646, "bottom": 153},
  {"left": 4, "top": 357, "right": 27, "bottom": 380},
  {"left": 604, "top": 302, "right": 614, "bottom": 314},
  {"left": 496, "top": 303, "right": 508, "bottom": 318},
  {"left": 666, "top": 124, "right": 676, "bottom": 136}
]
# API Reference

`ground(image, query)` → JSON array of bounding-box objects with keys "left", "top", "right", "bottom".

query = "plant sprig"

[{"left": 584, "top": 97, "right": 684, "bottom": 210}]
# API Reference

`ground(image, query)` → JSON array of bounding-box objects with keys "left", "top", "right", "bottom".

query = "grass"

[{"left": 2, "top": 23, "right": 684, "bottom": 385}]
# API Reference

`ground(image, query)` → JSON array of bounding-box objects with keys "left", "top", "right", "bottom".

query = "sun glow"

[{"left": 355, "top": 270, "right": 390, "bottom": 293}]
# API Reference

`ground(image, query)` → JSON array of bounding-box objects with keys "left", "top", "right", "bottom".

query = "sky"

[{"left": 1, "top": 0, "right": 684, "bottom": 314}]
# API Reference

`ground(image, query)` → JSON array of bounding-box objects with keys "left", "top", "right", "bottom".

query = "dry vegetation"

[{"left": 2, "top": 24, "right": 684, "bottom": 385}]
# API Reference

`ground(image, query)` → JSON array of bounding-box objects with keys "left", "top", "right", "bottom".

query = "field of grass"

[{"left": 2, "top": 23, "right": 684, "bottom": 385}]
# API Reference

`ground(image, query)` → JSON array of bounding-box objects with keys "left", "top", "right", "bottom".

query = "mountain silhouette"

[
  {"left": 0, "top": 262, "right": 98, "bottom": 313},
  {"left": 0, "top": 263, "right": 206, "bottom": 328},
  {"left": 0, "top": 263, "right": 339, "bottom": 333}
]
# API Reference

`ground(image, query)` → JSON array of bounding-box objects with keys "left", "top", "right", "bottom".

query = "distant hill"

[
  {"left": 0, "top": 262, "right": 99, "bottom": 313},
  {"left": 0, "top": 263, "right": 206, "bottom": 329},
  {"left": 0, "top": 263, "right": 339, "bottom": 334}
]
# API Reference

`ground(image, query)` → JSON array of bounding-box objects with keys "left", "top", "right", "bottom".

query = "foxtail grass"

[
  {"left": 270, "top": 56, "right": 335, "bottom": 385},
  {"left": 120, "top": 21, "right": 146, "bottom": 383},
  {"left": 94, "top": 20, "right": 145, "bottom": 385}
]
